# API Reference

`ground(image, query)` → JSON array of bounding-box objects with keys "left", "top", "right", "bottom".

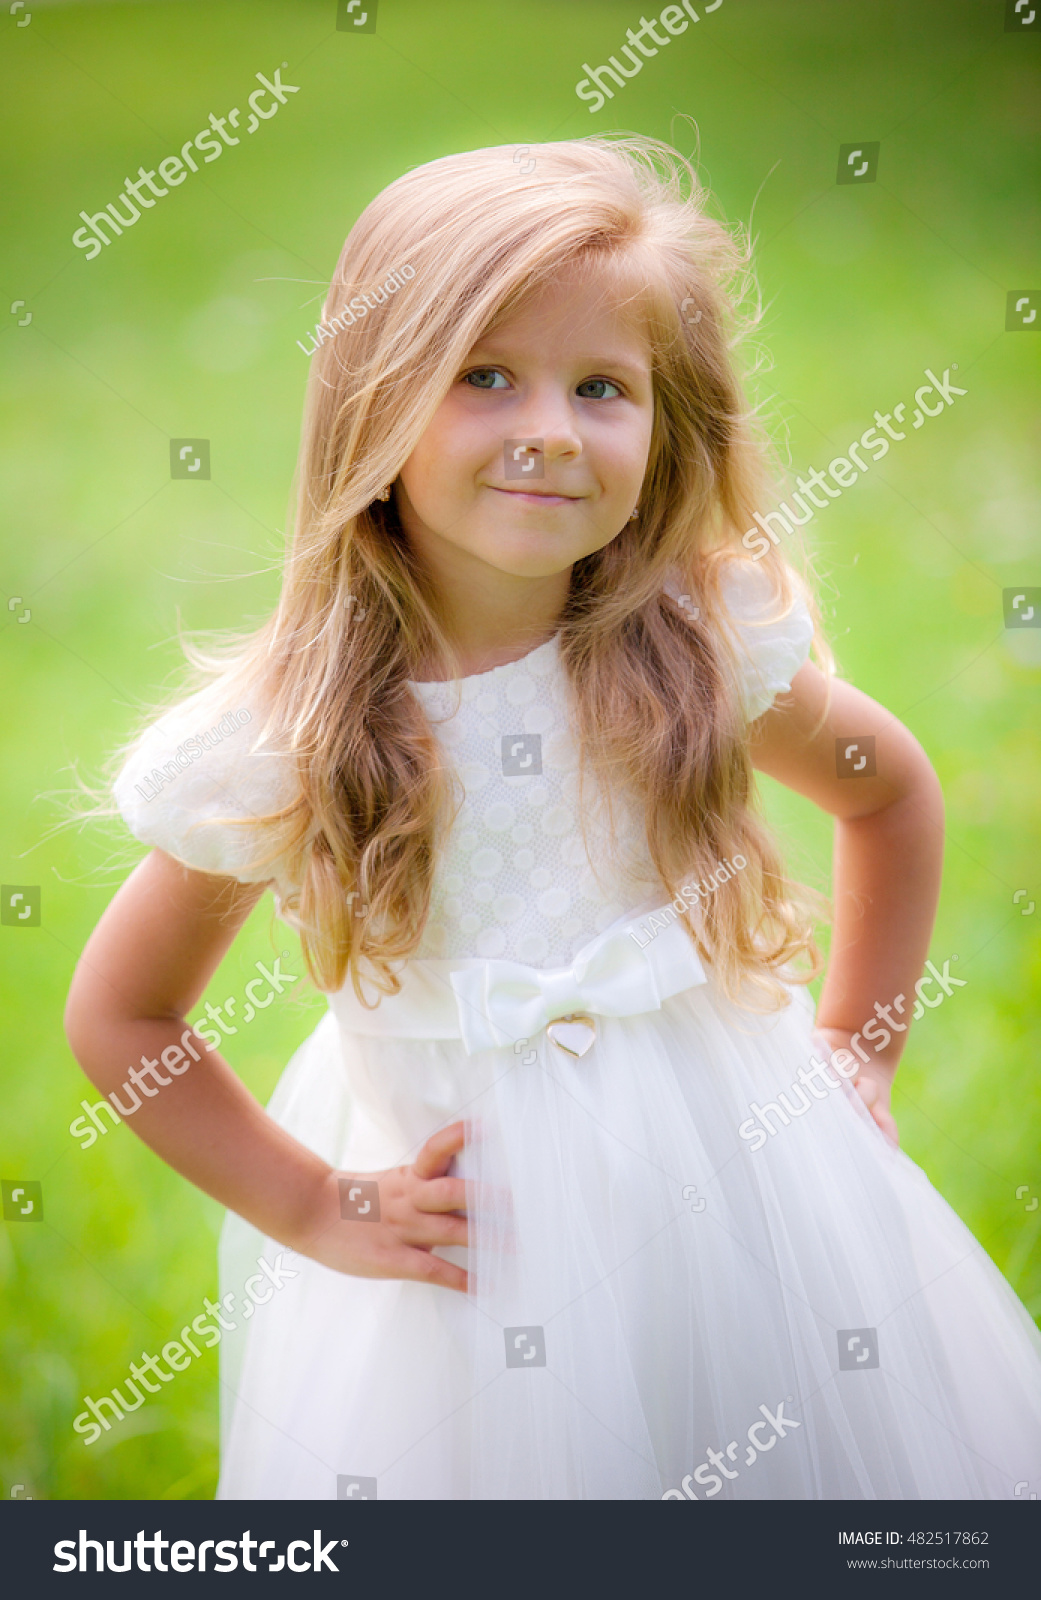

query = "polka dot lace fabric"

[
  {"left": 410, "top": 637, "right": 658, "bottom": 966},
  {"left": 114, "top": 567, "right": 812, "bottom": 969},
  {"left": 409, "top": 570, "right": 814, "bottom": 968}
]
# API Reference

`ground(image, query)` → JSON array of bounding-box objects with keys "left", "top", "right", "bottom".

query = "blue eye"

[
  {"left": 576, "top": 377, "right": 621, "bottom": 400},
  {"left": 465, "top": 368, "right": 509, "bottom": 390}
]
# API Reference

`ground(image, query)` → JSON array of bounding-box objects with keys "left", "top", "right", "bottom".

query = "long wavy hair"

[{"left": 110, "top": 135, "right": 831, "bottom": 1010}]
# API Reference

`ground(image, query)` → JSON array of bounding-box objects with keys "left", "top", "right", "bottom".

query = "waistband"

[{"left": 326, "top": 902, "right": 708, "bottom": 1055}]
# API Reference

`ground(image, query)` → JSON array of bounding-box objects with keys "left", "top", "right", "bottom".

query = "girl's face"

[{"left": 395, "top": 264, "right": 655, "bottom": 586}]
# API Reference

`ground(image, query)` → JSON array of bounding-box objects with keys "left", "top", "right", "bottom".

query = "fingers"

[
  {"left": 412, "top": 1175, "right": 468, "bottom": 1214},
  {"left": 874, "top": 1106, "right": 900, "bottom": 1147},
  {"left": 327, "top": 1224, "right": 468, "bottom": 1286},
  {"left": 401, "top": 1247, "right": 468, "bottom": 1294},
  {"left": 325, "top": 1125, "right": 471, "bottom": 1289},
  {"left": 412, "top": 1119, "right": 467, "bottom": 1180},
  {"left": 854, "top": 1076, "right": 900, "bottom": 1147},
  {"left": 406, "top": 1211, "right": 469, "bottom": 1248}
]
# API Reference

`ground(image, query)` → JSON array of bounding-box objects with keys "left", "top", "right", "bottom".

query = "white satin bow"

[{"left": 448, "top": 908, "right": 707, "bottom": 1056}]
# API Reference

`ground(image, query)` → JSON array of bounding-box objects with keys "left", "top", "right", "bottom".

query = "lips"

[{"left": 491, "top": 486, "right": 581, "bottom": 500}]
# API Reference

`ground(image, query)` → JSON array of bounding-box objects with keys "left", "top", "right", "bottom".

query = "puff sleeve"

[
  {"left": 717, "top": 563, "right": 815, "bottom": 721},
  {"left": 112, "top": 686, "right": 300, "bottom": 888}
]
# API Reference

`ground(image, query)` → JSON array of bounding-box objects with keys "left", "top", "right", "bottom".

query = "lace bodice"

[
  {"left": 114, "top": 566, "right": 813, "bottom": 970},
  {"left": 409, "top": 633, "right": 653, "bottom": 964}
]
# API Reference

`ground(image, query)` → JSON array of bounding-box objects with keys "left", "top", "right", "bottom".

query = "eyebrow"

[{"left": 465, "top": 348, "right": 651, "bottom": 377}]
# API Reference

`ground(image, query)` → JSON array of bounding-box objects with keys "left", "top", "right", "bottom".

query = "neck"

[{"left": 412, "top": 546, "right": 572, "bottom": 681}]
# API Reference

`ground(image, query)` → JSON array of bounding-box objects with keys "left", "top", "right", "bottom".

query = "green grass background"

[{"left": 0, "top": 0, "right": 1038, "bottom": 1500}]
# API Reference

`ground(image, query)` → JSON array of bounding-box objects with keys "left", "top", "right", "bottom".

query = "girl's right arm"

[{"left": 64, "top": 848, "right": 468, "bottom": 1290}]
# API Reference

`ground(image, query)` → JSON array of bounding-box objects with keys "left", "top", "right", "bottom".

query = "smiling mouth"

[{"left": 491, "top": 486, "right": 582, "bottom": 501}]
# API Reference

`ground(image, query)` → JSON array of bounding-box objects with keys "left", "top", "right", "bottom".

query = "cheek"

[
  {"left": 403, "top": 410, "right": 485, "bottom": 499},
  {"left": 597, "top": 408, "right": 654, "bottom": 487}
]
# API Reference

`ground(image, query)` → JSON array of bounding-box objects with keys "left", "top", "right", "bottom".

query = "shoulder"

[
  {"left": 113, "top": 684, "right": 300, "bottom": 884},
  {"left": 669, "top": 560, "right": 814, "bottom": 721}
]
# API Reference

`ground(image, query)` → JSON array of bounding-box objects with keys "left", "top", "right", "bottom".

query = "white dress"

[{"left": 114, "top": 572, "right": 1041, "bottom": 1500}]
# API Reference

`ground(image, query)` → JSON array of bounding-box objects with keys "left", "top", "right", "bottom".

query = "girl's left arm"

[{"left": 749, "top": 661, "right": 945, "bottom": 1144}]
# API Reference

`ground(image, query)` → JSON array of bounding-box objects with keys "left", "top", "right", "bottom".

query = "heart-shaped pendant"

[{"left": 546, "top": 1014, "right": 597, "bottom": 1058}]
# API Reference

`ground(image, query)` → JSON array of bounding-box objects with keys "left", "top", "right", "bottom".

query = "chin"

[{"left": 481, "top": 549, "right": 580, "bottom": 580}]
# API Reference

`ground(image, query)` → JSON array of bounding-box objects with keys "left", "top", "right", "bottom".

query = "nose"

[{"left": 517, "top": 384, "right": 582, "bottom": 466}]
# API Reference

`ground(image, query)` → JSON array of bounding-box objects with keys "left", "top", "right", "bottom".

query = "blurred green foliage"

[{"left": 0, "top": 0, "right": 1037, "bottom": 1500}]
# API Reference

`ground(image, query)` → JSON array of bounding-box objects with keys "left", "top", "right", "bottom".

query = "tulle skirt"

[{"left": 216, "top": 980, "right": 1041, "bottom": 1500}]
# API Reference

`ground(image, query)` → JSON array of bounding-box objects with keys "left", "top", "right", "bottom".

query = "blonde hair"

[{"left": 113, "top": 134, "right": 830, "bottom": 1009}]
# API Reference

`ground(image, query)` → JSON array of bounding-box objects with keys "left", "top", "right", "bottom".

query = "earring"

[
  {"left": 628, "top": 505, "right": 640, "bottom": 521},
  {"left": 376, "top": 485, "right": 392, "bottom": 502}
]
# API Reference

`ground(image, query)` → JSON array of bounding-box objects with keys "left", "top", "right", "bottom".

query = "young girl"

[{"left": 66, "top": 135, "right": 1041, "bottom": 1500}]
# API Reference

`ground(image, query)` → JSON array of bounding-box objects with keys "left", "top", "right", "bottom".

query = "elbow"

[
  {"left": 63, "top": 975, "right": 83, "bottom": 1058},
  {"left": 907, "top": 738, "right": 945, "bottom": 830},
  {"left": 841, "top": 733, "right": 945, "bottom": 837},
  {"left": 63, "top": 965, "right": 103, "bottom": 1076},
  {"left": 875, "top": 729, "right": 945, "bottom": 827}
]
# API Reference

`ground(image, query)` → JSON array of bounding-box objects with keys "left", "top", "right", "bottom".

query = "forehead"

[{"left": 476, "top": 257, "right": 656, "bottom": 364}]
